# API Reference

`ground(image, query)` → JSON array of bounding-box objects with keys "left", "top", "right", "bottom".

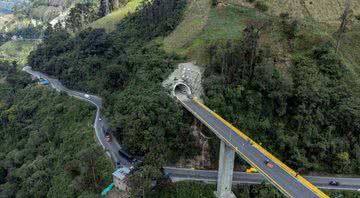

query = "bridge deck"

[{"left": 177, "top": 95, "right": 328, "bottom": 198}]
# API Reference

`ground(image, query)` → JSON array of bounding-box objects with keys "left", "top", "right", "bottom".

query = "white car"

[
  {"left": 98, "top": 117, "right": 102, "bottom": 121},
  {"left": 84, "top": 94, "right": 90, "bottom": 99}
]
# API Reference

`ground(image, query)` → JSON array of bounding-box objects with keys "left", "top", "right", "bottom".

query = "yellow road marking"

[
  {"left": 178, "top": 98, "right": 293, "bottom": 197},
  {"left": 191, "top": 98, "right": 329, "bottom": 198}
]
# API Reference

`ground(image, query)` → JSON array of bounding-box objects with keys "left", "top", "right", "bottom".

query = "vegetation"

[
  {"left": 6, "top": 0, "right": 360, "bottom": 197},
  {"left": 0, "top": 63, "right": 113, "bottom": 198},
  {"left": 202, "top": 16, "right": 360, "bottom": 174},
  {"left": 28, "top": 0, "right": 200, "bottom": 196},
  {"left": 0, "top": 40, "right": 41, "bottom": 66},
  {"left": 90, "top": 0, "right": 144, "bottom": 32},
  {"left": 254, "top": 1, "right": 268, "bottom": 12},
  {"left": 65, "top": 2, "right": 99, "bottom": 32}
]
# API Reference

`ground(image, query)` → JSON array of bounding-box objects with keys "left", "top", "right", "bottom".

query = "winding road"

[
  {"left": 23, "top": 66, "right": 360, "bottom": 196},
  {"left": 23, "top": 66, "right": 133, "bottom": 169}
]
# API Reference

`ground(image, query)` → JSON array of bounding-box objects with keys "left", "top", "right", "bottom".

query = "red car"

[{"left": 105, "top": 132, "right": 112, "bottom": 142}]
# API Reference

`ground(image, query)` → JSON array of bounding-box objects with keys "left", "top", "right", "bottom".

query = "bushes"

[
  {"left": 254, "top": 1, "right": 269, "bottom": 12},
  {"left": 0, "top": 84, "right": 113, "bottom": 197},
  {"left": 28, "top": 0, "right": 193, "bottom": 169},
  {"left": 203, "top": 32, "right": 360, "bottom": 174}
]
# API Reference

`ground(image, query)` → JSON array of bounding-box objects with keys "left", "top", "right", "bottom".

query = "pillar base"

[
  {"left": 216, "top": 141, "right": 237, "bottom": 198},
  {"left": 214, "top": 191, "right": 237, "bottom": 198}
]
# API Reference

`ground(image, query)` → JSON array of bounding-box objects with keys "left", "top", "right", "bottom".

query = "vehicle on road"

[
  {"left": 116, "top": 161, "right": 121, "bottom": 168},
  {"left": 38, "top": 80, "right": 49, "bottom": 86},
  {"left": 99, "top": 117, "right": 102, "bottom": 121},
  {"left": 329, "top": 180, "right": 340, "bottom": 186},
  {"left": 118, "top": 149, "right": 142, "bottom": 170},
  {"left": 265, "top": 159, "right": 274, "bottom": 168},
  {"left": 119, "top": 149, "right": 134, "bottom": 162},
  {"left": 246, "top": 167, "right": 258, "bottom": 173},
  {"left": 84, "top": 94, "right": 90, "bottom": 99},
  {"left": 105, "top": 132, "right": 112, "bottom": 142}
]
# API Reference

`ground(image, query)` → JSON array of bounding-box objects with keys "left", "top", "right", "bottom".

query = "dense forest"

[
  {"left": 28, "top": 0, "right": 201, "bottom": 195},
  {"left": 9, "top": 0, "right": 360, "bottom": 196},
  {"left": 203, "top": 17, "right": 360, "bottom": 174},
  {"left": 0, "top": 61, "right": 113, "bottom": 198}
]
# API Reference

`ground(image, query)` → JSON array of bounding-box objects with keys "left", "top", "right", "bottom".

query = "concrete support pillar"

[{"left": 215, "top": 141, "right": 236, "bottom": 198}]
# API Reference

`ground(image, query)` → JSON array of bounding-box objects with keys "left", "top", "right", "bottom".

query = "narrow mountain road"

[{"left": 22, "top": 66, "right": 133, "bottom": 169}]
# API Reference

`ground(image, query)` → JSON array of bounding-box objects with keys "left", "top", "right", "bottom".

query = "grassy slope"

[
  {"left": 162, "top": 1, "right": 360, "bottom": 80},
  {"left": 162, "top": 0, "right": 211, "bottom": 53},
  {"left": 166, "top": 4, "right": 267, "bottom": 62},
  {"left": 90, "top": 0, "right": 144, "bottom": 32},
  {"left": 0, "top": 40, "right": 41, "bottom": 65}
]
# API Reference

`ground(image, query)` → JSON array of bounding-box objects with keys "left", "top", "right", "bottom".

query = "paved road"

[
  {"left": 175, "top": 92, "right": 328, "bottom": 198},
  {"left": 164, "top": 167, "right": 360, "bottom": 191},
  {"left": 23, "top": 67, "right": 360, "bottom": 196},
  {"left": 23, "top": 66, "right": 133, "bottom": 169}
]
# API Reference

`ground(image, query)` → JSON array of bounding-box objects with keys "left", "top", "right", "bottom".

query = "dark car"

[
  {"left": 329, "top": 180, "right": 340, "bottom": 186},
  {"left": 118, "top": 149, "right": 134, "bottom": 162}
]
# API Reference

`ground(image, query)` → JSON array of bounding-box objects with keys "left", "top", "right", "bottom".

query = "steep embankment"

[{"left": 163, "top": 0, "right": 360, "bottom": 81}]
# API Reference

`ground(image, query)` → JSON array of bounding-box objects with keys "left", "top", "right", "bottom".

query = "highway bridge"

[{"left": 174, "top": 82, "right": 329, "bottom": 198}]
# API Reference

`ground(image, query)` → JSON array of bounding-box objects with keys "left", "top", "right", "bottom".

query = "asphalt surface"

[
  {"left": 23, "top": 66, "right": 133, "bottom": 169},
  {"left": 164, "top": 167, "right": 360, "bottom": 191},
  {"left": 175, "top": 92, "right": 325, "bottom": 198},
  {"left": 23, "top": 66, "right": 360, "bottom": 196}
]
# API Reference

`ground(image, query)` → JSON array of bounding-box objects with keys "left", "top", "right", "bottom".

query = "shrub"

[
  {"left": 247, "top": 0, "right": 255, "bottom": 3},
  {"left": 355, "top": 15, "right": 360, "bottom": 21},
  {"left": 211, "top": 0, "right": 218, "bottom": 6},
  {"left": 255, "top": 1, "right": 269, "bottom": 12}
]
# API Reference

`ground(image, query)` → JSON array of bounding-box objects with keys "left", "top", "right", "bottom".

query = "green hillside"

[
  {"left": 0, "top": 70, "right": 113, "bottom": 197},
  {"left": 4, "top": 0, "right": 360, "bottom": 197},
  {"left": 0, "top": 40, "right": 41, "bottom": 66},
  {"left": 90, "top": 0, "right": 144, "bottom": 32}
]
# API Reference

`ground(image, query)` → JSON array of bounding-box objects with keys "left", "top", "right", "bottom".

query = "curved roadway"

[{"left": 22, "top": 66, "right": 133, "bottom": 168}]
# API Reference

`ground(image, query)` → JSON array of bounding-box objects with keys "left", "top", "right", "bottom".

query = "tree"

[
  {"left": 335, "top": 0, "right": 352, "bottom": 53},
  {"left": 128, "top": 165, "right": 162, "bottom": 197},
  {"left": 242, "top": 19, "right": 271, "bottom": 79}
]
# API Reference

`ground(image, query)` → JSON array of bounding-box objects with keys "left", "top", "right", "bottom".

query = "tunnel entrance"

[{"left": 173, "top": 82, "right": 192, "bottom": 98}]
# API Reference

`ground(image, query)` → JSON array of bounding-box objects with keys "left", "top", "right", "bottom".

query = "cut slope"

[
  {"left": 163, "top": 0, "right": 211, "bottom": 52},
  {"left": 90, "top": 0, "right": 144, "bottom": 32}
]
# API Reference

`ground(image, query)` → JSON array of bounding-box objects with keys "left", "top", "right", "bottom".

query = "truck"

[
  {"left": 105, "top": 132, "right": 112, "bottom": 142},
  {"left": 38, "top": 80, "right": 49, "bottom": 86},
  {"left": 264, "top": 159, "right": 274, "bottom": 168}
]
